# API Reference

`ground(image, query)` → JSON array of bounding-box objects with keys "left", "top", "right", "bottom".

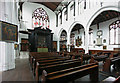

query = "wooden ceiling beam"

[
  {"left": 41, "top": 2, "right": 57, "bottom": 11},
  {"left": 52, "top": 2, "right": 60, "bottom": 6},
  {"left": 108, "top": 11, "right": 114, "bottom": 18},
  {"left": 100, "top": 13, "right": 107, "bottom": 21}
]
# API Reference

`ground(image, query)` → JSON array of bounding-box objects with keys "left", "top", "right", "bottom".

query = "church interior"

[{"left": 0, "top": 0, "right": 120, "bottom": 83}]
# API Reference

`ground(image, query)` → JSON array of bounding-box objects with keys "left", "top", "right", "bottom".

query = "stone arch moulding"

[
  {"left": 58, "top": 28, "right": 67, "bottom": 40},
  {"left": 86, "top": 6, "right": 120, "bottom": 31},
  {"left": 68, "top": 21, "right": 85, "bottom": 34}
]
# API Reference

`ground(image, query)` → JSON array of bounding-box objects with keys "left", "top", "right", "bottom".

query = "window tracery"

[
  {"left": 32, "top": 8, "right": 49, "bottom": 29},
  {"left": 109, "top": 20, "right": 120, "bottom": 44}
]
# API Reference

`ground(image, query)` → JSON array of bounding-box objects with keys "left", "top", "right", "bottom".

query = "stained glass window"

[
  {"left": 109, "top": 20, "right": 120, "bottom": 44},
  {"left": 32, "top": 8, "right": 49, "bottom": 29}
]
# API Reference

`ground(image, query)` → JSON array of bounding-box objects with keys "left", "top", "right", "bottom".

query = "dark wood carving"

[{"left": 28, "top": 27, "right": 53, "bottom": 52}]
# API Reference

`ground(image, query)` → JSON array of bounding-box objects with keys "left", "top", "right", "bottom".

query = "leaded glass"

[{"left": 32, "top": 8, "right": 49, "bottom": 29}]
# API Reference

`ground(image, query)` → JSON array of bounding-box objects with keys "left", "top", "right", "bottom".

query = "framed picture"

[
  {"left": 14, "top": 44, "right": 19, "bottom": 50},
  {"left": 0, "top": 21, "right": 18, "bottom": 42}
]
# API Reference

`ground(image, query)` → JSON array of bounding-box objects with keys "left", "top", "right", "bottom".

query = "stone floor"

[
  {"left": 2, "top": 59, "right": 35, "bottom": 82},
  {"left": 1, "top": 59, "right": 120, "bottom": 83},
  {"left": 0, "top": 71, "right": 2, "bottom": 83}
]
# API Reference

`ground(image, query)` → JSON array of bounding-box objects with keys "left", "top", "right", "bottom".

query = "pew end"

[{"left": 101, "top": 76, "right": 120, "bottom": 83}]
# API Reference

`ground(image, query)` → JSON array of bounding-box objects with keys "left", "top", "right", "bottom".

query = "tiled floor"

[{"left": 1, "top": 59, "right": 120, "bottom": 83}]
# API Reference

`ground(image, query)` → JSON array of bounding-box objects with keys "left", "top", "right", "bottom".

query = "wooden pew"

[
  {"left": 29, "top": 52, "right": 62, "bottom": 69},
  {"left": 103, "top": 56, "right": 120, "bottom": 72},
  {"left": 71, "top": 52, "right": 83, "bottom": 59},
  {"left": 41, "top": 62, "right": 98, "bottom": 83},
  {"left": 31, "top": 57, "right": 57, "bottom": 69},
  {"left": 39, "top": 59, "right": 80, "bottom": 66},
  {"left": 35, "top": 59, "right": 81, "bottom": 81},
  {"left": 81, "top": 54, "right": 91, "bottom": 64},
  {"left": 92, "top": 53, "right": 108, "bottom": 62},
  {"left": 109, "top": 53, "right": 120, "bottom": 58},
  {"left": 29, "top": 52, "right": 59, "bottom": 62},
  {"left": 31, "top": 56, "right": 62, "bottom": 70},
  {"left": 103, "top": 52, "right": 111, "bottom": 58},
  {"left": 33, "top": 57, "right": 70, "bottom": 75}
]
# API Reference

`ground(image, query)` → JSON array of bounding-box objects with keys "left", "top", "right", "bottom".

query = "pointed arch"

[
  {"left": 86, "top": 6, "right": 120, "bottom": 31},
  {"left": 32, "top": 7, "right": 50, "bottom": 28}
]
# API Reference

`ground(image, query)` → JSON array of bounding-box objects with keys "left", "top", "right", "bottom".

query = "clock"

[{"left": 97, "top": 30, "right": 103, "bottom": 36}]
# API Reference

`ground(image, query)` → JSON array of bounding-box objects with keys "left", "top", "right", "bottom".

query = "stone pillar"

[
  {"left": 67, "top": 32, "right": 70, "bottom": 52},
  {"left": 62, "top": 8, "right": 66, "bottom": 23},
  {"left": 86, "top": 0, "right": 90, "bottom": 9},
  {"left": 0, "top": 42, "right": 15, "bottom": 71},
  {"left": 56, "top": 13, "right": 58, "bottom": 27},
  {"left": 67, "top": 5, "right": 70, "bottom": 20},
  {"left": 58, "top": 13, "right": 61, "bottom": 26},
  {"left": 57, "top": 39, "right": 60, "bottom": 52},
  {"left": 75, "top": 0, "right": 78, "bottom": 17},
  {"left": 85, "top": 29, "right": 89, "bottom": 54}
]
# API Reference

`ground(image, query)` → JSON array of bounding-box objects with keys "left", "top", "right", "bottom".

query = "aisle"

[{"left": 2, "top": 59, "right": 34, "bottom": 82}]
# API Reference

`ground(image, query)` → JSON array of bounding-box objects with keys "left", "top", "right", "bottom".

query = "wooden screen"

[{"left": 20, "top": 38, "right": 29, "bottom": 51}]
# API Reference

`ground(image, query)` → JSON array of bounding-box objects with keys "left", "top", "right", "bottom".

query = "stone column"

[
  {"left": 62, "top": 8, "right": 66, "bottom": 23},
  {"left": 75, "top": 0, "right": 78, "bottom": 17},
  {"left": 85, "top": 29, "right": 89, "bottom": 54},
  {"left": 58, "top": 13, "right": 61, "bottom": 26},
  {"left": 67, "top": 32, "right": 70, "bottom": 52},
  {"left": 67, "top": 5, "right": 70, "bottom": 21},
  {"left": 57, "top": 39, "right": 60, "bottom": 52}
]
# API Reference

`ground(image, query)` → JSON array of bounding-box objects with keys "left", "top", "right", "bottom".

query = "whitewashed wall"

[
  {"left": 89, "top": 17, "right": 120, "bottom": 50},
  {"left": 70, "top": 17, "right": 120, "bottom": 51},
  {"left": 55, "top": 0, "right": 120, "bottom": 53},
  {"left": 19, "top": 0, "right": 120, "bottom": 53},
  {"left": 22, "top": 2, "right": 57, "bottom": 40},
  {"left": 0, "top": 0, "right": 19, "bottom": 71}
]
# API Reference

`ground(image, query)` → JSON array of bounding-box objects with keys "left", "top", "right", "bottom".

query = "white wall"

[
  {"left": 22, "top": 2, "right": 57, "bottom": 40},
  {"left": 0, "top": 0, "right": 19, "bottom": 71},
  {"left": 89, "top": 17, "right": 120, "bottom": 51},
  {"left": 21, "top": 0, "right": 120, "bottom": 53},
  {"left": 55, "top": 0, "right": 120, "bottom": 53}
]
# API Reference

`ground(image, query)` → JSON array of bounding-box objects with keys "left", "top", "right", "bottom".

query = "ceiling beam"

[{"left": 40, "top": 2, "right": 57, "bottom": 11}]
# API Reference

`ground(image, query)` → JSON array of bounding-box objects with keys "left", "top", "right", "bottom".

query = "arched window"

[
  {"left": 109, "top": 20, "right": 120, "bottom": 45},
  {"left": 32, "top": 8, "right": 49, "bottom": 29}
]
